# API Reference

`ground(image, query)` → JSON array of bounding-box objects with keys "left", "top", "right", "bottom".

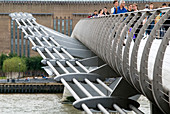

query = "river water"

[{"left": 0, "top": 94, "right": 150, "bottom": 114}]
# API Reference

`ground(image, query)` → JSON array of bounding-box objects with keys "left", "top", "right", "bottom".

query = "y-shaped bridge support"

[{"left": 10, "top": 12, "right": 141, "bottom": 114}]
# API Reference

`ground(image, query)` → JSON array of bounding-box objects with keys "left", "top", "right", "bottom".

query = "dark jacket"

[{"left": 103, "top": 11, "right": 110, "bottom": 15}]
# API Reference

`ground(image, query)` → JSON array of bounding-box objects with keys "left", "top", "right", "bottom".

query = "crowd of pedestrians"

[
  {"left": 91, "top": 7, "right": 110, "bottom": 18},
  {"left": 89, "top": 0, "right": 170, "bottom": 18},
  {"left": 89, "top": 0, "right": 170, "bottom": 40},
  {"left": 90, "top": 0, "right": 139, "bottom": 18}
]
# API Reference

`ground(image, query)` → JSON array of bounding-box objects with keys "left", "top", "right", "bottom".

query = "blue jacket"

[{"left": 113, "top": 6, "right": 127, "bottom": 14}]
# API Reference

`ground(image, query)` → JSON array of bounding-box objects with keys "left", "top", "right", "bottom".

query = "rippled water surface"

[
  {"left": 0, "top": 94, "right": 150, "bottom": 114},
  {"left": 0, "top": 94, "right": 83, "bottom": 114}
]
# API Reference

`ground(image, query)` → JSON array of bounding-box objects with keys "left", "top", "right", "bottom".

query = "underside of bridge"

[{"left": 9, "top": 7, "right": 170, "bottom": 113}]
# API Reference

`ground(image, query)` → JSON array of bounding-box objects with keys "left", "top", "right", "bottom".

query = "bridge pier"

[{"left": 61, "top": 87, "right": 72, "bottom": 102}]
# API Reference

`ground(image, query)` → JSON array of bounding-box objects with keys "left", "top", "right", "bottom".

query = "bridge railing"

[
  {"left": 72, "top": 7, "right": 170, "bottom": 113},
  {"left": 9, "top": 7, "right": 170, "bottom": 114}
]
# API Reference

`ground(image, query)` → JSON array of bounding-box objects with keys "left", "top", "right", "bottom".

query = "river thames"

[{"left": 0, "top": 94, "right": 149, "bottom": 114}]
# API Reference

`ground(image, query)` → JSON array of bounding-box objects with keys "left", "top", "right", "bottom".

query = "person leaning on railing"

[
  {"left": 113, "top": 0, "right": 127, "bottom": 14},
  {"left": 128, "top": 4, "right": 133, "bottom": 12},
  {"left": 132, "top": 3, "right": 138, "bottom": 12},
  {"left": 103, "top": 7, "right": 110, "bottom": 15},
  {"left": 91, "top": 10, "right": 98, "bottom": 18},
  {"left": 111, "top": 0, "right": 119, "bottom": 14},
  {"left": 98, "top": 9, "right": 104, "bottom": 17}
]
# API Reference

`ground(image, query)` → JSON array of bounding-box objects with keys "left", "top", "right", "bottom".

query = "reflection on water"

[
  {"left": 0, "top": 94, "right": 83, "bottom": 114},
  {"left": 0, "top": 94, "right": 150, "bottom": 114}
]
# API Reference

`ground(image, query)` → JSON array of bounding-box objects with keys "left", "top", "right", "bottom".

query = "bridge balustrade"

[
  {"left": 72, "top": 8, "right": 170, "bottom": 114},
  {"left": 9, "top": 8, "right": 170, "bottom": 113}
]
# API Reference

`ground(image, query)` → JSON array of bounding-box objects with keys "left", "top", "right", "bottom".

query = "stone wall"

[{"left": 0, "top": 15, "right": 11, "bottom": 55}]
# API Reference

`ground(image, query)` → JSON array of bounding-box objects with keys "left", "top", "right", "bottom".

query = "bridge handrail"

[{"left": 71, "top": 8, "right": 170, "bottom": 114}]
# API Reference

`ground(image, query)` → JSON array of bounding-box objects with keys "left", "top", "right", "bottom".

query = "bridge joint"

[
  {"left": 54, "top": 73, "right": 104, "bottom": 83},
  {"left": 73, "top": 96, "right": 140, "bottom": 112}
]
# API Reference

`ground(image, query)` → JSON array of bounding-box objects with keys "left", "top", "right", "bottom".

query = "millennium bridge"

[{"left": 10, "top": 7, "right": 170, "bottom": 114}]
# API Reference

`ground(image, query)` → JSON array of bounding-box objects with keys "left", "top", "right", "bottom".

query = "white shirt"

[{"left": 111, "top": 7, "right": 115, "bottom": 14}]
